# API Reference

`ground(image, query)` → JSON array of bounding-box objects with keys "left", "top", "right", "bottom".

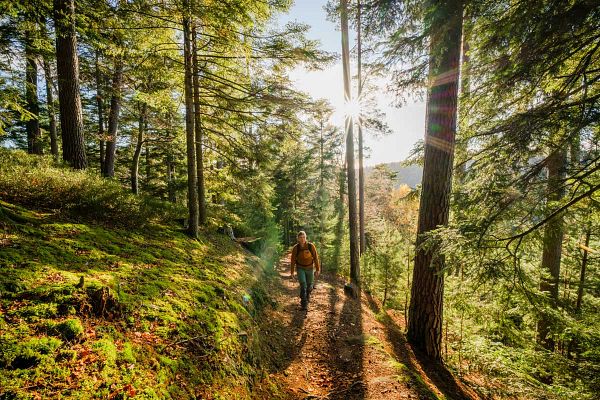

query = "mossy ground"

[{"left": 0, "top": 152, "right": 282, "bottom": 399}]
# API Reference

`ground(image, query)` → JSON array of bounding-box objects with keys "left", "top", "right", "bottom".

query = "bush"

[{"left": 0, "top": 149, "right": 184, "bottom": 227}]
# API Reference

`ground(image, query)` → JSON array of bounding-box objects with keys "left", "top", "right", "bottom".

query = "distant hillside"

[{"left": 365, "top": 162, "right": 423, "bottom": 188}]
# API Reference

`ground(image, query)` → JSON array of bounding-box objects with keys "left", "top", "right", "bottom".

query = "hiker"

[{"left": 290, "top": 231, "right": 320, "bottom": 310}]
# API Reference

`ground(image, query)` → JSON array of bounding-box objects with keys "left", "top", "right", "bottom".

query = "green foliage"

[{"left": 0, "top": 149, "right": 184, "bottom": 226}]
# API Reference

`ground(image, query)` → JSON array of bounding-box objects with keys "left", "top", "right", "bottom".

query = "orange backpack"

[{"left": 295, "top": 242, "right": 316, "bottom": 267}]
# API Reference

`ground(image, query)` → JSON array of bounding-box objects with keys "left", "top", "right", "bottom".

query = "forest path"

[{"left": 258, "top": 252, "right": 480, "bottom": 400}]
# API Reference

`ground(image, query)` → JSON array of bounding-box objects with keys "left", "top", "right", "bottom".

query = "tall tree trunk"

[
  {"left": 40, "top": 18, "right": 58, "bottom": 159},
  {"left": 167, "top": 148, "right": 177, "bottom": 203},
  {"left": 53, "top": 0, "right": 86, "bottom": 169},
  {"left": 192, "top": 23, "right": 206, "bottom": 225},
  {"left": 340, "top": 0, "right": 360, "bottom": 287},
  {"left": 103, "top": 58, "right": 124, "bottom": 178},
  {"left": 95, "top": 52, "right": 106, "bottom": 174},
  {"left": 407, "top": 0, "right": 463, "bottom": 362},
  {"left": 131, "top": 103, "right": 146, "bottom": 194},
  {"left": 538, "top": 147, "right": 567, "bottom": 350},
  {"left": 145, "top": 141, "right": 151, "bottom": 189},
  {"left": 25, "top": 26, "right": 42, "bottom": 155},
  {"left": 575, "top": 228, "right": 591, "bottom": 314},
  {"left": 357, "top": 0, "right": 366, "bottom": 256},
  {"left": 183, "top": 3, "right": 198, "bottom": 238},
  {"left": 43, "top": 54, "right": 58, "bottom": 160},
  {"left": 455, "top": 21, "right": 469, "bottom": 182}
]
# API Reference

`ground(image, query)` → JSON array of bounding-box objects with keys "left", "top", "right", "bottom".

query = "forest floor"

[{"left": 257, "top": 252, "right": 482, "bottom": 400}]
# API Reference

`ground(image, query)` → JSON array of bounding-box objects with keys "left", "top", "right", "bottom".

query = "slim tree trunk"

[
  {"left": 183, "top": 3, "right": 198, "bottom": 238},
  {"left": 95, "top": 52, "right": 105, "bottom": 174},
  {"left": 575, "top": 228, "right": 591, "bottom": 314},
  {"left": 40, "top": 18, "right": 58, "bottom": 159},
  {"left": 131, "top": 103, "right": 146, "bottom": 194},
  {"left": 340, "top": 0, "right": 360, "bottom": 287},
  {"left": 357, "top": 0, "right": 366, "bottom": 256},
  {"left": 103, "top": 58, "right": 124, "bottom": 178},
  {"left": 537, "top": 147, "right": 567, "bottom": 351},
  {"left": 25, "top": 26, "right": 42, "bottom": 155},
  {"left": 167, "top": 149, "right": 177, "bottom": 203},
  {"left": 455, "top": 22, "right": 469, "bottom": 182},
  {"left": 43, "top": 55, "right": 58, "bottom": 160},
  {"left": 407, "top": 0, "right": 463, "bottom": 362},
  {"left": 53, "top": 0, "right": 86, "bottom": 169},
  {"left": 192, "top": 23, "right": 206, "bottom": 225}
]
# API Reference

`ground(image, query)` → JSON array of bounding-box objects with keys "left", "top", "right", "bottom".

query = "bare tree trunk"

[
  {"left": 103, "top": 58, "right": 124, "bottom": 178},
  {"left": 167, "top": 149, "right": 177, "bottom": 203},
  {"left": 537, "top": 147, "right": 567, "bottom": 351},
  {"left": 25, "top": 26, "right": 42, "bottom": 155},
  {"left": 568, "top": 227, "right": 591, "bottom": 358},
  {"left": 357, "top": 0, "right": 365, "bottom": 256},
  {"left": 575, "top": 228, "right": 591, "bottom": 313},
  {"left": 407, "top": 0, "right": 463, "bottom": 362},
  {"left": 145, "top": 141, "right": 151, "bottom": 189},
  {"left": 192, "top": 23, "right": 206, "bottom": 226},
  {"left": 42, "top": 52, "right": 58, "bottom": 160},
  {"left": 183, "top": 2, "right": 198, "bottom": 238},
  {"left": 340, "top": 0, "right": 360, "bottom": 287},
  {"left": 53, "top": 0, "right": 86, "bottom": 169},
  {"left": 131, "top": 103, "right": 146, "bottom": 194},
  {"left": 455, "top": 22, "right": 469, "bottom": 182},
  {"left": 95, "top": 52, "right": 106, "bottom": 174}
]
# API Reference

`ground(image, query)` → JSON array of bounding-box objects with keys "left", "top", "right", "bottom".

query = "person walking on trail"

[{"left": 290, "top": 231, "right": 321, "bottom": 310}]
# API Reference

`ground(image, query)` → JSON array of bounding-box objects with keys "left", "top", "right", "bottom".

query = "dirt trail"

[{"left": 259, "top": 252, "right": 481, "bottom": 400}]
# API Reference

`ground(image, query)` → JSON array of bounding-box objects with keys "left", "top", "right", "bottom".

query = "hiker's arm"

[
  {"left": 314, "top": 246, "right": 320, "bottom": 272},
  {"left": 290, "top": 247, "right": 296, "bottom": 275}
]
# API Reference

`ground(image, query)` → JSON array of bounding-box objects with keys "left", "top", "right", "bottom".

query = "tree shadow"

[
  {"left": 364, "top": 292, "right": 477, "bottom": 400},
  {"left": 260, "top": 256, "right": 308, "bottom": 374},
  {"left": 324, "top": 275, "right": 366, "bottom": 400}
]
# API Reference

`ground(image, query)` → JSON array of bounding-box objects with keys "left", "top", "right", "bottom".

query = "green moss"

[
  {"left": 48, "top": 318, "right": 84, "bottom": 341},
  {"left": 118, "top": 342, "right": 136, "bottom": 365},
  {"left": 0, "top": 150, "right": 284, "bottom": 398},
  {"left": 93, "top": 339, "right": 118, "bottom": 365}
]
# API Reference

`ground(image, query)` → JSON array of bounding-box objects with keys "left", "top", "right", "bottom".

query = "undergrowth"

[{"left": 0, "top": 150, "right": 284, "bottom": 399}]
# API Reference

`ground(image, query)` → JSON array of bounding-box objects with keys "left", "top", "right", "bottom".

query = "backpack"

[{"left": 295, "top": 242, "right": 317, "bottom": 267}]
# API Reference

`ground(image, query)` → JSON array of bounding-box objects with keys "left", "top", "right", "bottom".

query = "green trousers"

[{"left": 297, "top": 267, "right": 314, "bottom": 307}]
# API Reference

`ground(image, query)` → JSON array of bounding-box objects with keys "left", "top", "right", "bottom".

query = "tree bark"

[
  {"left": 455, "top": 21, "right": 469, "bottom": 182},
  {"left": 131, "top": 103, "right": 146, "bottom": 194},
  {"left": 357, "top": 0, "right": 365, "bottom": 256},
  {"left": 537, "top": 147, "right": 567, "bottom": 351},
  {"left": 407, "top": 0, "right": 463, "bottom": 362},
  {"left": 40, "top": 18, "right": 58, "bottom": 159},
  {"left": 183, "top": 3, "right": 199, "bottom": 238},
  {"left": 43, "top": 53, "right": 58, "bottom": 160},
  {"left": 95, "top": 52, "right": 106, "bottom": 174},
  {"left": 53, "top": 0, "right": 86, "bottom": 169},
  {"left": 103, "top": 58, "right": 124, "bottom": 178},
  {"left": 192, "top": 23, "right": 206, "bottom": 225},
  {"left": 167, "top": 149, "right": 177, "bottom": 203},
  {"left": 575, "top": 228, "right": 591, "bottom": 314},
  {"left": 25, "top": 26, "right": 42, "bottom": 155},
  {"left": 340, "top": 0, "right": 360, "bottom": 287}
]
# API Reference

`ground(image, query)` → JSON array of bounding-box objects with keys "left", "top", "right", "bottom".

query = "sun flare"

[{"left": 343, "top": 98, "right": 362, "bottom": 120}]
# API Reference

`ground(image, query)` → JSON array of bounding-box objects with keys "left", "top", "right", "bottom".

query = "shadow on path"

[{"left": 364, "top": 292, "right": 478, "bottom": 400}]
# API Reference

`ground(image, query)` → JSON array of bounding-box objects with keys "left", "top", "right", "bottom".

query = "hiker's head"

[{"left": 297, "top": 231, "right": 307, "bottom": 245}]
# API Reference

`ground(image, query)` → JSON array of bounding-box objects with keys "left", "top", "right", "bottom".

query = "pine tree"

[
  {"left": 407, "top": 0, "right": 463, "bottom": 361},
  {"left": 53, "top": 0, "right": 86, "bottom": 169}
]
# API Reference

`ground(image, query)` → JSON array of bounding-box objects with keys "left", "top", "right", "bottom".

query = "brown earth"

[{"left": 258, "top": 252, "right": 482, "bottom": 400}]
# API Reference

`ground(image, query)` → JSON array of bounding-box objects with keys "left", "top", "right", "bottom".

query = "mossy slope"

[{"left": 0, "top": 151, "right": 280, "bottom": 399}]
